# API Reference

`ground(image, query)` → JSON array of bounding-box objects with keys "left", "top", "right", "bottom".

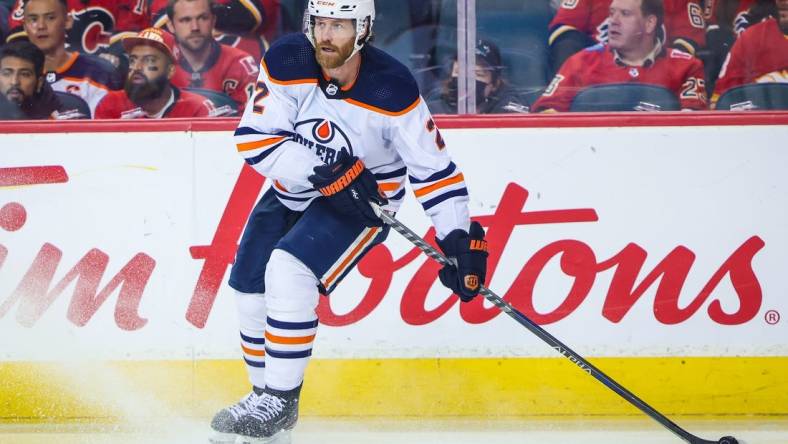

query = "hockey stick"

[{"left": 377, "top": 210, "right": 739, "bottom": 444}]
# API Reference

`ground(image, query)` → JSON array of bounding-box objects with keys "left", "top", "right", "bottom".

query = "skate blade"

[
  {"left": 235, "top": 429, "right": 291, "bottom": 444},
  {"left": 209, "top": 431, "right": 238, "bottom": 444}
]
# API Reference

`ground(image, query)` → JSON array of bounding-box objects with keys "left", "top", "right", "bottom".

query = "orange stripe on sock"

[
  {"left": 265, "top": 332, "right": 316, "bottom": 345},
  {"left": 413, "top": 173, "right": 465, "bottom": 198},
  {"left": 242, "top": 345, "right": 266, "bottom": 357}
]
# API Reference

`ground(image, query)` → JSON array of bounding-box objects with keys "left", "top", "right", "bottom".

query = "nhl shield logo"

[
  {"left": 629, "top": 68, "right": 640, "bottom": 78},
  {"left": 325, "top": 83, "right": 339, "bottom": 96}
]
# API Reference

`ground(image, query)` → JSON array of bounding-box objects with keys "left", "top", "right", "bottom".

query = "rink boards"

[{"left": 0, "top": 115, "right": 786, "bottom": 420}]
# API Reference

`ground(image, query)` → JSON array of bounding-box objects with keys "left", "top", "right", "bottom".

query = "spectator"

[
  {"left": 1, "top": 90, "right": 25, "bottom": 119},
  {"left": 426, "top": 39, "right": 530, "bottom": 114},
  {"left": 1, "top": 1, "right": 10, "bottom": 42},
  {"left": 711, "top": 0, "right": 788, "bottom": 107},
  {"left": 0, "top": 40, "right": 85, "bottom": 118},
  {"left": 166, "top": 0, "right": 258, "bottom": 112},
  {"left": 95, "top": 27, "right": 214, "bottom": 119},
  {"left": 151, "top": 0, "right": 279, "bottom": 62},
  {"left": 533, "top": 0, "right": 708, "bottom": 112},
  {"left": 548, "top": 0, "right": 707, "bottom": 74},
  {"left": 6, "top": 0, "right": 149, "bottom": 68},
  {"left": 21, "top": 0, "right": 123, "bottom": 117}
]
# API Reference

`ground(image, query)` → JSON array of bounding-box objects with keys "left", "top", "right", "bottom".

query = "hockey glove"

[
  {"left": 308, "top": 150, "right": 388, "bottom": 227},
  {"left": 436, "top": 221, "right": 488, "bottom": 302}
]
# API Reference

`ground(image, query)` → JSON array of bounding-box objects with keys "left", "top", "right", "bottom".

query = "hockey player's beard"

[
  {"left": 315, "top": 39, "right": 355, "bottom": 70},
  {"left": 125, "top": 73, "right": 169, "bottom": 105}
]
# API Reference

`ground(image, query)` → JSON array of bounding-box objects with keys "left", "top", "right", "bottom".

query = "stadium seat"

[
  {"left": 715, "top": 83, "right": 788, "bottom": 111},
  {"left": 185, "top": 88, "right": 239, "bottom": 117},
  {"left": 53, "top": 91, "right": 91, "bottom": 119},
  {"left": 434, "top": 0, "right": 552, "bottom": 100},
  {"left": 569, "top": 83, "right": 680, "bottom": 112}
]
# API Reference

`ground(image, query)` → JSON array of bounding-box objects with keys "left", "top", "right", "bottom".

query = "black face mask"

[{"left": 446, "top": 78, "right": 489, "bottom": 108}]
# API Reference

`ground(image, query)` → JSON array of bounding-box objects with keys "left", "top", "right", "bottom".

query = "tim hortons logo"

[{"left": 0, "top": 165, "right": 766, "bottom": 330}]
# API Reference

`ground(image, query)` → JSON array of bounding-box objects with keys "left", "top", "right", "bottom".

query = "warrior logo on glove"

[{"left": 436, "top": 221, "right": 489, "bottom": 302}]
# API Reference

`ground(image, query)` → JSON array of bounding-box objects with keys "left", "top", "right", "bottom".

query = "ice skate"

[
  {"left": 209, "top": 389, "right": 264, "bottom": 444},
  {"left": 234, "top": 386, "right": 301, "bottom": 444}
]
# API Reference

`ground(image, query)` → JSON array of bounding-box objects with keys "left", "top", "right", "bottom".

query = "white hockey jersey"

[{"left": 234, "top": 34, "right": 470, "bottom": 238}]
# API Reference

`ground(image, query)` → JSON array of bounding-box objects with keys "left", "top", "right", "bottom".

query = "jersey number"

[
  {"left": 680, "top": 78, "right": 706, "bottom": 101},
  {"left": 252, "top": 81, "right": 270, "bottom": 114}
]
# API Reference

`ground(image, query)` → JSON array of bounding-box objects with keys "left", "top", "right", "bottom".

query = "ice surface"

[{"left": 0, "top": 418, "right": 785, "bottom": 444}]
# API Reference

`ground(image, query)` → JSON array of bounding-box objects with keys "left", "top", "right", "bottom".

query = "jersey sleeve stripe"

[
  {"left": 235, "top": 126, "right": 268, "bottom": 136},
  {"left": 344, "top": 97, "right": 421, "bottom": 116},
  {"left": 548, "top": 25, "right": 579, "bottom": 46},
  {"left": 243, "top": 357, "right": 266, "bottom": 368},
  {"left": 265, "top": 348, "right": 313, "bottom": 359},
  {"left": 236, "top": 136, "right": 287, "bottom": 152},
  {"left": 412, "top": 173, "right": 465, "bottom": 198},
  {"left": 243, "top": 139, "right": 290, "bottom": 166},
  {"left": 409, "top": 162, "right": 456, "bottom": 184},
  {"left": 421, "top": 188, "right": 469, "bottom": 211},
  {"left": 238, "top": 0, "right": 263, "bottom": 27},
  {"left": 267, "top": 318, "right": 320, "bottom": 330},
  {"left": 374, "top": 167, "right": 408, "bottom": 180},
  {"left": 389, "top": 188, "right": 406, "bottom": 201},
  {"left": 378, "top": 182, "right": 403, "bottom": 192}
]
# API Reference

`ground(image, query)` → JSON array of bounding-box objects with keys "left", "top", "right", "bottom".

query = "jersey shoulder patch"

[
  {"left": 262, "top": 33, "right": 320, "bottom": 83},
  {"left": 347, "top": 46, "right": 420, "bottom": 114},
  {"left": 669, "top": 48, "right": 693, "bottom": 60}
]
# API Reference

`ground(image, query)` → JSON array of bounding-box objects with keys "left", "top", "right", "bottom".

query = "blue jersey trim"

[
  {"left": 347, "top": 45, "right": 420, "bottom": 114},
  {"left": 374, "top": 167, "right": 408, "bottom": 180},
  {"left": 422, "top": 188, "right": 469, "bottom": 210},
  {"left": 410, "top": 162, "right": 457, "bottom": 184},
  {"left": 389, "top": 189, "right": 406, "bottom": 201}
]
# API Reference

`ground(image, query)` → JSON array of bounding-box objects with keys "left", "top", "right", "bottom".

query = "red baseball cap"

[{"left": 122, "top": 28, "right": 177, "bottom": 61}]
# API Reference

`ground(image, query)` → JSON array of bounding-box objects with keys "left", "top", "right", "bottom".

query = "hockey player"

[
  {"left": 711, "top": 0, "right": 788, "bottom": 107},
  {"left": 533, "top": 0, "right": 708, "bottom": 112},
  {"left": 548, "top": 0, "right": 707, "bottom": 74},
  {"left": 21, "top": 0, "right": 122, "bottom": 117},
  {"left": 166, "top": 0, "right": 259, "bottom": 112},
  {"left": 94, "top": 27, "right": 214, "bottom": 118},
  {"left": 210, "top": 0, "right": 489, "bottom": 443}
]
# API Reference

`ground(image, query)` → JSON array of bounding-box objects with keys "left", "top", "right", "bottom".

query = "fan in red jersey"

[
  {"left": 151, "top": 0, "right": 279, "bottom": 62},
  {"left": 95, "top": 27, "right": 215, "bottom": 118},
  {"left": 6, "top": 0, "right": 149, "bottom": 63},
  {"left": 711, "top": 0, "right": 788, "bottom": 107},
  {"left": 548, "top": 0, "right": 707, "bottom": 73},
  {"left": 534, "top": 0, "right": 708, "bottom": 112},
  {"left": 165, "top": 0, "right": 258, "bottom": 112}
]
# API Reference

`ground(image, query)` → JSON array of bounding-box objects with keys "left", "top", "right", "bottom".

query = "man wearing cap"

[
  {"left": 95, "top": 27, "right": 215, "bottom": 119},
  {"left": 426, "top": 39, "right": 530, "bottom": 114}
]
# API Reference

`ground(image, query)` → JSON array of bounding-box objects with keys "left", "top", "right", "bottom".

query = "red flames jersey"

[
  {"left": 549, "top": 0, "right": 707, "bottom": 53},
  {"left": 150, "top": 0, "right": 279, "bottom": 61},
  {"left": 712, "top": 18, "right": 788, "bottom": 104},
  {"left": 6, "top": 0, "right": 149, "bottom": 54},
  {"left": 94, "top": 88, "right": 213, "bottom": 119},
  {"left": 533, "top": 44, "right": 708, "bottom": 112},
  {"left": 171, "top": 41, "right": 259, "bottom": 111}
]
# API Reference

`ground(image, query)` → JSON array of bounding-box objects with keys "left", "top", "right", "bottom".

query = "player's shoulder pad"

[
  {"left": 262, "top": 33, "right": 320, "bottom": 83},
  {"left": 347, "top": 45, "right": 420, "bottom": 114}
]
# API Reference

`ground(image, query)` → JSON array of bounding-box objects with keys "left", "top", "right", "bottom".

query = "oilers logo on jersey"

[{"left": 292, "top": 118, "right": 353, "bottom": 165}]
